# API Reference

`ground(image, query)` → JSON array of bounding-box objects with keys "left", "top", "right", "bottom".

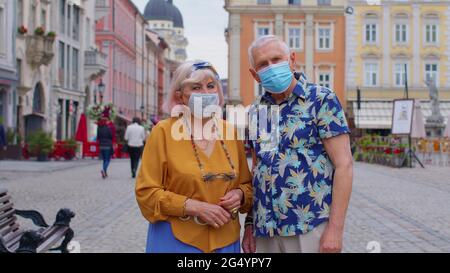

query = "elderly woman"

[{"left": 136, "top": 60, "right": 252, "bottom": 253}]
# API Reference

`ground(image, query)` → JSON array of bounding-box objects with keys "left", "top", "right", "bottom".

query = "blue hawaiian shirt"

[{"left": 249, "top": 72, "right": 350, "bottom": 237}]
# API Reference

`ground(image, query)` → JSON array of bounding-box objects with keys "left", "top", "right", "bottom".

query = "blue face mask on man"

[{"left": 257, "top": 61, "right": 294, "bottom": 94}]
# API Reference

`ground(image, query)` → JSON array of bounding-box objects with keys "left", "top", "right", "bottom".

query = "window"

[
  {"left": 86, "top": 18, "right": 91, "bottom": 46},
  {"left": 32, "top": 84, "right": 43, "bottom": 113},
  {"left": 318, "top": 0, "right": 331, "bottom": 5},
  {"left": 17, "top": 0, "right": 23, "bottom": 27},
  {"left": 72, "top": 48, "right": 79, "bottom": 89},
  {"left": 364, "top": 63, "right": 378, "bottom": 87},
  {"left": 257, "top": 26, "right": 270, "bottom": 37},
  {"left": 59, "top": 42, "right": 65, "bottom": 86},
  {"left": 394, "top": 63, "right": 407, "bottom": 87},
  {"left": 318, "top": 73, "right": 331, "bottom": 88},
  {"left": 425, "top": 24, "right": 438, "bottom": 44},
  {"left": 41, "top": 9, "right": 46, "bottom": 29},
  {"left": 288, "top": 27, "right": 301, "bottom": 50},
  {"left": 0, "top": 7, "right": 4, "bottom": 55},
  {"left": 365, "top": 24, "right": 377, "bottom": 43},
  {"left": 289, "top": 0, "right": 301, "bottom": 4},
  {"left": 317, "top": 26, "right": 331, "bottom": 50},
  {"left": 73, "top": 6, "right": 80, "bottom": 41},
  {"left": 67, "top": 4, "right": 71, "bottom": 35},
  {"left": 395, "top": 24, "right": 407, "bottom": 43},
  {"left": 60, "top": 0, "right": 65, "bottom": 34},
  {"left": 30, "top": 4, "right": 36, "bottom": 33},
  {"left": 66, "top": 45, "right": 70, "bottom": 87},
  {"left": 257, "top": 0, "right": 271, "bottom": 4},
  {"left": 425, "top": 63, "right": 438, "bottom": 85},
  {"left": 0, "top": 89, "right": 5, "bottom": 122}
]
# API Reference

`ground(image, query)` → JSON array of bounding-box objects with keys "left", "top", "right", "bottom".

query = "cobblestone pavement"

[{"left": 1, "top": 159, "right": 449, "bottom": 253}]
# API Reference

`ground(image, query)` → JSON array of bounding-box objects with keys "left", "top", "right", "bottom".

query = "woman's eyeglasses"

[{"left": 202, "top": 172, "right": 236, "bottom": 182}]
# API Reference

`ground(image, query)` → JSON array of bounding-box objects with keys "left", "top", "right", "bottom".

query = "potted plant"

[
  {"left": 27, "top": 131, "right": 54, "bottom": 161},
  {"left": 62, "top": 139, "right": 77, "bottom": 160},
  {"left": 47, "top": 31, "right": 56, "bottom": 41},
  {"left": 34, "top": 26, "right": 45, "bottom": 36},
  {"left": 18, "top": 25, "right": 28, "bottom": 35}
]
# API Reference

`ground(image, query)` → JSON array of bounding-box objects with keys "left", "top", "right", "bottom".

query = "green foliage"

[{"left": 27, "top": 131, "right": 54, "bottom": 155}]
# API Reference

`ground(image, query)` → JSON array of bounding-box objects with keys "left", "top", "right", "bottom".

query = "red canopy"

[{"left": 75, "top": 113, "right": 88, "bottom": 143}]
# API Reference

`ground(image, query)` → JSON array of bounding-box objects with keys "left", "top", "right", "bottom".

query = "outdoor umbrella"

[
  {"left": 444, "top": 114, "right": 450, "bottom": 138},
  {"left": 75, "top": 113, "right": 88, "bottom": 158},
  {"left": 411, "top": 101, "right": 427, "bottom": 139},
  {"left": 75, "top": 113, "right": 88, "bottom": 143}
]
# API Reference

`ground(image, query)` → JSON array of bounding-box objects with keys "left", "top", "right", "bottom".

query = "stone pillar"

[
  {"left": 275, "top": 14, "right": 284, "bottom": 38},
  {"left": 305, "top": 13, "right": 314, "bottom": 80},
  {"left": 61, "top": 98, "right": 67, "bottom": 140},
  {"left": 229, "top": 13, "right": 241, "bottom": 104},
  {"left": 412, "top": 4, "right": 421, "bottom": 87},
  {"left": 382, "top": 5, "right": 390, "bottom": 88}
]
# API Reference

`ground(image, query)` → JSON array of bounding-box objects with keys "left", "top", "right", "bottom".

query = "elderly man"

[{"left": 242, "top": 35, "right": 353, "bottom": 253}]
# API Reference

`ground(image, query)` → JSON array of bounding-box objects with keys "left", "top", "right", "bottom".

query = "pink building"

[{"left": 95, "top": 0, "right": 140, "bottom": 125}]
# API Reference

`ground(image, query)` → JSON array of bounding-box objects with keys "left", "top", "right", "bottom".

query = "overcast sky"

[{"left": 131, "top": 0, "right": 229, "bottom": 79}]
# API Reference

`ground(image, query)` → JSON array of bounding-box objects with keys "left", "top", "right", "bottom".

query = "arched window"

[{"left": 32, "top": 83, "right": 44, "bottom": 113}]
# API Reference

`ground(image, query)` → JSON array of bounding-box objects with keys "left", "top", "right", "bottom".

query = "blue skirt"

[{"left": 145, "top": 221, "right": 240, "bottom": 253}]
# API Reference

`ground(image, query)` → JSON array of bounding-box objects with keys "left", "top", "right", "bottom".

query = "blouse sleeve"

[
  {"left": 236, "top": 139, "right": 253, "bottom": 214},
  {"left": 135, "top": 124, "right": 188, "bottom": 223}
]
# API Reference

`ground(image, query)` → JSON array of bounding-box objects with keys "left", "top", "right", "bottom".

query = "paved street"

[{"left": 1, "top": 159, "right": 450, "bottom": 253}]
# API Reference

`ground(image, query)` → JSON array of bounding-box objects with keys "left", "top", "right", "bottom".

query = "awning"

[
  {"left": 116, "top": 113, "right": 132, "bottom": 123},
  {"left": 352, "top": 100, "right": 450, "bottom": 129}
]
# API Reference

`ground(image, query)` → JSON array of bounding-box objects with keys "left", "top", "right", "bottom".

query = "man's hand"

[
  {"left": 242, "top": 225, "right": 257, "bottom": 253},
  {"left": 319, "top": 224, "right": 343, "bottom": 253}
]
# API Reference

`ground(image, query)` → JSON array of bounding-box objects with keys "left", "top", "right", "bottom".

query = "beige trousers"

[{"left": 256, "top": 222, "right": 328, "bottom": 253}]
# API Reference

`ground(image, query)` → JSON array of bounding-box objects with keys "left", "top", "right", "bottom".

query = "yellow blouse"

[{"left": 135, "top": 117, "right": 253, "bottom": 253}]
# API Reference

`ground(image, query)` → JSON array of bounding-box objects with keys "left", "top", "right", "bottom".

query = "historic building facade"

[
  {"left": 224, "top": 0, "right": 347, "bottom": 107},
  {"left": 0, "top": 0, "right": 18, "bottom": 132},
  {"left": 346, "top": 0, "right": 450, "bottom": 130}
]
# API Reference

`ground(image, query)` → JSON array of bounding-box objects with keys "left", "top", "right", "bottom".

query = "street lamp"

[
  {"left": 98, "top": 80, "right": 105, "bottom": 104},
  {"left": 140, "top": 105, "right": 145, "bottom": 120}
]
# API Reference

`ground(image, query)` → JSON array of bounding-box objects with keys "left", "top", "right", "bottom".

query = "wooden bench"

[{"left": 0, "top": 188, "right": 75, "bottom": 253}]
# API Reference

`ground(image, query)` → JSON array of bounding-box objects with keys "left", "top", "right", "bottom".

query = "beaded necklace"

[{"left": 182, "top": 116, "right": 237, "bottom": 182}]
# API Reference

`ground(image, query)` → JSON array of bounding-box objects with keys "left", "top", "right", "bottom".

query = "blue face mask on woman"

[
  {"left": 257, "top": 61, "right": 294, "bottom": 94},
  {"left": 188, "top": 93, "right": 219, "bottom": 118}
]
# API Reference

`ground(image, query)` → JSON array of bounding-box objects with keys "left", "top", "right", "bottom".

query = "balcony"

[
  {"left": 26, "top": 35, "right": 55, "bottom": 68},
  {"left": 84, "top": 49, "right": 108, "bottom": 81},
  {"left": 95, "top": 0, "right": 109, "bottom": 21}
]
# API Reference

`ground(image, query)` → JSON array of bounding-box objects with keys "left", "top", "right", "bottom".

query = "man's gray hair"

[{"left": 248, "top": 35, "right": 290, "bottom": 68}]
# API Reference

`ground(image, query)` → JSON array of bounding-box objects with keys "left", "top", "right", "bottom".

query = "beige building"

[
  {"left": 15, "top": 0, "right": 54, "bottom": 139},
  {"left": 346, "top": 0, "right": 450, "bottom": 131},
  {"left": 225, "top": 0, "right": 348, "bottom": 107}
]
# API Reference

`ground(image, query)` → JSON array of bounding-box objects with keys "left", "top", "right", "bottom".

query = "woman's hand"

[
  {"left": 184, "top": 199, "right": 231, "bottom": 228},
  {"left": 218, "top": 189, "right": 244, "bottom": 211}
]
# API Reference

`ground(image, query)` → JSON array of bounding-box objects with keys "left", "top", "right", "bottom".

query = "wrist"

[
  {"left": 184, "top": 199, "right": 199, "bottom": 217},
  {"left": 327, "top": 221, "right": 344, "bottom": 232},
  {"left": 235, "top": 188, "right": 244, "bottom": 204}
]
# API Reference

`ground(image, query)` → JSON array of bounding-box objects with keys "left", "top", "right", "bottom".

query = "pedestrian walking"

[
  {"left": 125, "top": 117, "right": 146, "bottom": 178},
  {"left": 96, "top": 117, "right": 114, "bottom": 179}
]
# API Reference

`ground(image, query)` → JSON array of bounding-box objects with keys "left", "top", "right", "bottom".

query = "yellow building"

[
  {"left": 346, "top": 0, "right": 450, "bottom": 130},
  {"left": 224, "top": 0, "right": 348, "bottom": 107}
]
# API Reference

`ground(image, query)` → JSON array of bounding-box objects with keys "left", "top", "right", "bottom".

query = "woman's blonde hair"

[{"left": 163, "top": 60, "right": 224, "bottom": 114}]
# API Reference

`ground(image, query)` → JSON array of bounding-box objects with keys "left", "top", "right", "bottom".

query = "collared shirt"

[
  {"left": 249, "top": 72, "right": 350, "bottom": 237},
  {"left": 125, "top": 123, "right": 146, "bottom": 147}
]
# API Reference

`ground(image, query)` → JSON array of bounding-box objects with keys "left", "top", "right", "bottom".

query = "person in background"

[
  {"left": 97, "top": 117, "right": 114, "bottom": 179},
  {"left": 0, "top": 119, "right": 6, "bottom": 151},
  {"left": 125, "top": 117, "right": 146, "bottom": 178}
]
